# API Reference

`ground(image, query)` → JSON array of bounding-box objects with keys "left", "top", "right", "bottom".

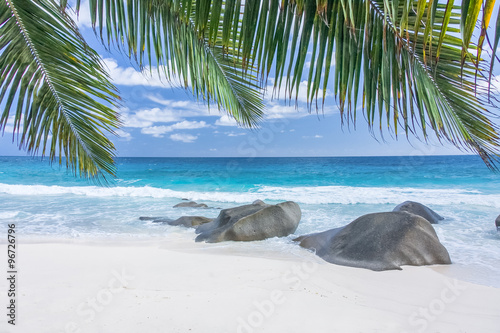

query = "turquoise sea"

[{"left": 1, "top": 155, "right": 499, "bottom": 286}]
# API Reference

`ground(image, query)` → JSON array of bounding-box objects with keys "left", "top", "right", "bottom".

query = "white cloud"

[
  {"left": 68, "top": 0, "right": 92, "bottom": 28},
  {"left": 141, "top": 126, "right": 171, "bottom": 138},
  {"left": 480, "top": 75, "right": 500, "bottom": 94},
  {"left": 2, "top": 116, "right": 22, "bottom": 134},
  {"left": 302, "top": 135, "right": 324, "bottom": 139},
  {"left": 115, "top": 129, "right": 132, "bottom": 141},
  {"left": 209, "top": 148, "right": 217, "bottom": 151},
  {"left": 121, "top": 115, "right": 153, "bottom": 128},
  {"left": 484, "top": 75, "right": 500, "bottom": 94},
  {"left": 226, "top": 132, "right": 246, "bottom": 137},
  {"left": 122, "top": 107, "right": 180, "bottom": 128},
  {"left": 215, "top": 115, "right": 239, "bottom": 127},
  {"left": 2, "top": 125, "right": 14, "bottom": 134},
  {"left": 265, "top": 80, "right": 332, "bottom": 105},
  {"left": 141, "top": 121, "right": 208, "bottom": 138},
  {"left": 122, "top": 95, "right": 220, "bottom": 129},
  {"left": 135, "top": 108, "right": 180, "bottom": 123},
  {"left": 170, "top": 120, "right": 208, "bottom": 130},
  {"left": 146, "top": 95, "right": 193, "bottom": 108},
  {"left": 265, "top": 104, "right": 305, "bottom": 119},
  {"left": 102, "top": 58, "right": 180, "bottom": 88},
  {"left": 170, "top": 133, "right": 198, "bottom": 143}
]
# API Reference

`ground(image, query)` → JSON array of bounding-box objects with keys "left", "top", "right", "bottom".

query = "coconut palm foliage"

[
  {"left": 166, "top": 0, "right": 499, "bottom": 168},
  {"left": 2, "top": 0, "right": 500, "bottom": 178},
  {"left": 0, "top": 0, "right": 263, "bottom": 181},
  {"left": 73, "top": 0, "right": 264, "bottom": 127},
  {"left": 0, "top": 0, "right": 121, "bottom": 181}
]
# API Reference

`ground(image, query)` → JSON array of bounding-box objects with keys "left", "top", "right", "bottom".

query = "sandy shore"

[{"left": 2, "top": 238, "right": 499, "bottom": 333}]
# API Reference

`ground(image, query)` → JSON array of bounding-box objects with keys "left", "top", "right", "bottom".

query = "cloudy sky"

[{"left": 0, "top": 3, "right": 486, "bottom": 159}]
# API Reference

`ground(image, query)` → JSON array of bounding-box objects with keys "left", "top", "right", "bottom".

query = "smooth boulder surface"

[
  {"left": 294, "top": 226, "right": 345, "bottom": 248},
  {"left": 195, "top": 201, "right": 301, "bottom": 243},
  {"left": 295, "top": 212, "right": 451, "bottom": 271},
  {"left": 496, "top": 215, "right": 500, "bottom": 231},
  {"left": 393, "top": 201, "right": 444, "bottom": 224},
  {"left": 173, "top": 201, "right": 208, "bottom": 208}
]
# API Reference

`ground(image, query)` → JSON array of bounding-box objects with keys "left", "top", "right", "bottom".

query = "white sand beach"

[{"left": 2, "top": 239, "right": 499, "bottom": 333}]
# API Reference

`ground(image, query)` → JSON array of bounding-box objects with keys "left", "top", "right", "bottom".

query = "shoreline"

[{"left": 2, "top": 238, "right": 499, "bottom": 333}]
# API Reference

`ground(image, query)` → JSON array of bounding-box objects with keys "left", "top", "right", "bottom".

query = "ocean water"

[{"left": 1, "top": 155, "right": 499, "bottom": 286}]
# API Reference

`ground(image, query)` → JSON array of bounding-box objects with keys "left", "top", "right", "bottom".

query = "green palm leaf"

[
  {"left": 195, "top": 0, "right": 499, "bottom": 168},
  {"left": 0, "top": 0, "right": 120, "bottom": 181},
  {"left": 79, "top": 0, "right": 264, "bottom": 128}
]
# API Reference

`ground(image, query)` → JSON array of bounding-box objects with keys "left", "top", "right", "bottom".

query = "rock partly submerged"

[
  {"left": 295, "top": 211, "right": 451, "bottom": 271},
  {"left": 173, "top": 201, "right": 208, "bottom": 208},
  {"left": 139, "top": 216, "right": 213, "bottom": 228},
  {"left": 195, "top": 201, "right": 301, "bottom": 243},
  {"left": 139, "top": 216, "right": 162, "bottom": 221},
  {"left": 167, "top": 216, "right": 213, "bottom": 228},
  {"left": 496, "top": 215, "right": 500, "bottom": 231},
  {"left": 393, "top": 201, "right": 444, "bottom": 224}
]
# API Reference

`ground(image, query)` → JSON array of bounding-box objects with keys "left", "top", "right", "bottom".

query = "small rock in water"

[
  {"left": 168, "top": 216, "right": 213, "bottom": 228},
  {"left": 141, "top": 216, "right": 213, "bottom": 228},
  {"left": 173, "top": 201, "right": 208, "bottom": 208},
  {"left": 139, "top": 216, "right": 162, "bottom": 221},
  {"left": 496, "top": 215, "right": 500, "bottom": 231},
  {"left": 151, "top": 218, "right": 174, "bottom": 223},
  {"left": 393, "top": 201, "right": 444, "bottom": 224}
]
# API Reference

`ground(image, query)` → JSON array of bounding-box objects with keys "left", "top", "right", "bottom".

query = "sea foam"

[{"left": 1, "top": 183, "right": 498, "bottom": 207}]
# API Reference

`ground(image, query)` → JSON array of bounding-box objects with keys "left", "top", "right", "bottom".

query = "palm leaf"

[
  {"left": 79, "top": 0, "right": 264, "bottom": 128},
  {"left": 70, "top": 0, "right": 500, "bottom": 169},
  {"left": 0, "top": 0, "right": 120, "bottom": 181},
  {"left": 196, "top": 0, "right": 500, "bottom": 168}
]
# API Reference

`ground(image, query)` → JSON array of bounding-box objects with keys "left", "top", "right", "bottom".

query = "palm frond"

[
  {"left": 79, "top": 0, "right": 264, "bottom": 127},
  {"left": 199, "top": 0, "right": 500, "bottom": 168},
  {"left": 488, "top": 3, "right": 500, "bottom": 96},
  {"left": 69, "top": 0, "right": 500, "bottom": 168},
  {"left": 0, "top": 0, "right": 120, "bottom": 181}
]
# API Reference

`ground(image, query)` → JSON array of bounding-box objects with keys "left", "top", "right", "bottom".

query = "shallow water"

[{"left": 1, "top": 155, "right": 499, "bottom": 287}]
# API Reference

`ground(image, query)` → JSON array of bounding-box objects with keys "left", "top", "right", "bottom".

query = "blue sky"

[{"left": 0, "top": 3, "right": 486, "bottom": 158}]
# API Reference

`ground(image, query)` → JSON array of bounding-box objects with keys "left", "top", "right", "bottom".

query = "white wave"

[
  {"left": 0, "top": 211, "right": 19, "bottom": 219},
  {"left": 0, "top": 183, "right": 499, "bottom": 207}
]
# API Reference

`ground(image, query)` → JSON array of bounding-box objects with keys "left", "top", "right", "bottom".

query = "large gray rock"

[
  {"left": 393, "top": 201, "right": 443, "bottom": 224},
  {"left": 295, "top": 212, "right": 451, "bottom": 271},
  {"left": 496, "top": 215, "right": 500, "bottom": 231},
  {"left": 173, "top": 201, "right": 208, "bottom": 208},
  {"left": 195, "top": 201, "right": 301, "bottom": 243}
]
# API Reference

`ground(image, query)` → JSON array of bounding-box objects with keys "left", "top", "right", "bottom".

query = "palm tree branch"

[
  {"left": 219, "top": 0, "right": 499, "bottom": 168},
  {"left": 81, "top": 0, "right": 264, "bottom": 127},
  {"left": 0, "top": 0, "right": 120, "bottom": 181}
]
